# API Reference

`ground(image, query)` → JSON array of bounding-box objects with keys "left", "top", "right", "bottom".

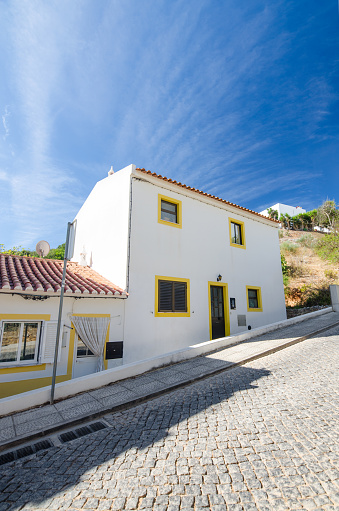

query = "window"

[
  {"left": 155, "top": 276, "right": 190, "bottom": 317},
  {"left": 0, "top": 322, "right": 41, "bottom": 365},
  {"left": 158, "top": 194, "right": 182, "bottom": 228},
  {"left": 76, "top": 335, "right": 94, "bottom": 357},
  {"left": 246, "top": 286, "right": 263, "bottom": 311},
  {"left": 229, "top": 218, "right": 246, "bottom": 248}
]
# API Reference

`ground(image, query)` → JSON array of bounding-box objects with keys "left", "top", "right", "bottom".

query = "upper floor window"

[
  {"left": 229, "top": 218, "right": 246, "bottom": 249},
  {"left": 155, "top": 276, "right": 190, "bottom": 317},
  {"left": 246, "top": 286, "right": 263, "bottom": 311},
  {"left": 0, "top": 322, "right": 41, "bottom": 365},
  {"left": 158, "top": 194, "right": 182, "bottom": 228}
]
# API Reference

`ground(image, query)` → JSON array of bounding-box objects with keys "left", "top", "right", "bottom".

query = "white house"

[
  {"left": 0, "top": 256, "right": 127, "bottom": 398},
  {"left": 260, "top": 203, "right": 306, "bottom": 218},
  {"left": 72, "top": 164, "right": 286, "bottom": 365}
]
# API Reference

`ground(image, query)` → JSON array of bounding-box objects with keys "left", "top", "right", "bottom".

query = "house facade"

[
  {"left": 260, "top": 203, "right": 306, "bottom": 218},
  {"left": 72, "top": 165, "right": 286, "bottom": 365},
  {"left": 0, "top": 256, "right": 126, "bottom": 398}
]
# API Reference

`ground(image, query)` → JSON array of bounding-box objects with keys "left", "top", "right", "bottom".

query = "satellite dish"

[{"left": 36, "top": 240, "right": 50, "bottom": 257}]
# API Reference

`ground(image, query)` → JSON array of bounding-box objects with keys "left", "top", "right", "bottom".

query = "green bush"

[
  {"left": 297, "top": 234, "right": 316, "bottom": 248},
  {"left": 315, "top": 234, "right": 339, "bottom": 263},
  {"left": 303, "top": 286, "right": 331, "bottom": 307},
  {"left": 280, "top": 241, "right": 298, "bottom": 254}
]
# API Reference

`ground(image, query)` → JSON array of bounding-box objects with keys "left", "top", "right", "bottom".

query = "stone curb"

[{"left": 1, "top": 319, "right": 339, "bottom": 454}]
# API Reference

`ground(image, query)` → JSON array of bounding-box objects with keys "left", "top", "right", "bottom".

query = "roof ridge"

[{"left": 135, "top": 168, "right": 279, "bottom": 223}]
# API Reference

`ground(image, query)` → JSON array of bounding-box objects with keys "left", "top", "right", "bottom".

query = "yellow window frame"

[
  {"left": 155, "top": 276, "right": 190, "bottom": 317},
  {"left": 158, "top": 194, "right": 182, "bottom": 228},
  {"left": 0, "top": 314, "right": 51, "bottom": 374},
  {"left": 246, "top": 286, "right": 263, "bottom": 312},
  {"left": 229, "top": 218, "right": 246, "bottom": 249}
]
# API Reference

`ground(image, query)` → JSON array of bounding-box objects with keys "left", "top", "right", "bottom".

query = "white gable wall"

[
  {"left": 123, "top": 175, "right": 286, "bottom": 364},
  {"left": 72, "top": 164, "right": 134, "bottom": 290},
  {"left": 260, "top": 203, "right": 306, "bottom": 218}
]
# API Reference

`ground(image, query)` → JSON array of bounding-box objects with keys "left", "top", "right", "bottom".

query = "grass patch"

[
  {"left": 315, "top": 233, "right": 339, "bottom": 264},
  {"left": 296, "top": 234, "right": 316, "bottom": 248},
  {"left": 280, "top": 241, "right": 298, "bottom": 254}
]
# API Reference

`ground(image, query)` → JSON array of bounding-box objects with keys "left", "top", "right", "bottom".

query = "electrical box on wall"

[
  {"left": 230, "top": 298, "right": 236, "bottom": 310},
  {"left": 106, "top": 341, "right": 123, "bottom": 359}
]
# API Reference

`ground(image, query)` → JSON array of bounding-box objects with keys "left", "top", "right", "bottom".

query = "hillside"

[{"left": 279, "top": 229, "right": 338, "bottom": 310}]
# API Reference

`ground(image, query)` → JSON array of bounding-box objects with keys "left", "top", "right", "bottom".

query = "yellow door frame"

[{"left": 208, "top": 281, "right": 230, "bottom": 340}]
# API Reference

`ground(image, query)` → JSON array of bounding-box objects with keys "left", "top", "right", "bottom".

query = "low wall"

[{"left": 0, "top": 307, "right": 333, "bottom": 416}]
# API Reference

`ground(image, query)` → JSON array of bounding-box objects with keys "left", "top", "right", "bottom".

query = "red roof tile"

[
  {"left": 0, "top": 254, "right": 127, "bottom": 297},
  {"left": 135, "top": 168, "right": 279, "bottom": 223}
]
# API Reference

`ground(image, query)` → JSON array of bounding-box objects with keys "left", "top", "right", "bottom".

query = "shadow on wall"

[{"left": 0, "top": 363, "right": 271, "bottom": 507}]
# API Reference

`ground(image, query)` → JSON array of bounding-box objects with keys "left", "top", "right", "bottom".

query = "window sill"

[
  {"left": 230, "top": 242, "right": 246, "bottom": 249},
  {"left": 155, "top": 311, "right": 190, "bottom": 317}
]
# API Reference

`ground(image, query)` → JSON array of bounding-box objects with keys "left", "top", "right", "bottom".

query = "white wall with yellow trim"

[
  {"left": 0, "top": 293, "right": 125, "bottom": 398},
  {"left": 71, "top": 165, "right": 286, "bottom": 367}
]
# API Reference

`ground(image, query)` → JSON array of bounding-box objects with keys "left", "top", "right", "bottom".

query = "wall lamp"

[{"left": 217, "top": 274, "right": 222, "bottom": 282}]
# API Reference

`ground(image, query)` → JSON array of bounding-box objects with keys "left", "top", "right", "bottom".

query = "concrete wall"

[
  {"left": 0, "top": 294, "right": 125, "bottom": 398},
  {"left": 72, "top": 164, "right": 134, "bottom": 290},
  {"left": 123, "top": 173, "right": 286, "bottom": 363}
]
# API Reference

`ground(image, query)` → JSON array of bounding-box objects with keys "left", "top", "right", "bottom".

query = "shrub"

[
  {"left": 288, "top": 262, "right": 304, "bottom": 277},
  {"left": 297, "top": 234, "right": 316, "bottom": 248},
  {"left": 280, "top": 241, "right": 298, "bottom": 254},
  {"left": 303, "top": 286, "right": 331, "bottom": 307},
  {"left": 315, "top": 234, "right": 339, "bottom": 263},
  {"left": 324, "top": 269, "right": 338, "bottom": 280}
]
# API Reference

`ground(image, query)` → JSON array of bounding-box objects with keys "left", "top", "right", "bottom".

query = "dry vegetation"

[{"left": 279, "top": 229, "right": 338, "bottom": 308}]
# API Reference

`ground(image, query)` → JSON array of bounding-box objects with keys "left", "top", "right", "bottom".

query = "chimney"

[{"left": 108, "top": 165, "right": 114, "bottom": 176}]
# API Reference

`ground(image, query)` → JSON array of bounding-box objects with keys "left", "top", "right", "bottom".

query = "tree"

[
  {"left": 317, "top": 200, "right": 339, "bottom": 232},
  {"left": 47, "top": 243, "right": 65, "bottom": 260},
  {"left": 267, "top": 208, "right": 279, "bottom": 220},
  {"left": 0, "top": 243, "right": 65, "bottom": 260}
]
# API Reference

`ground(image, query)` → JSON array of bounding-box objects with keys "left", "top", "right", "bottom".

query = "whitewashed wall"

[
  {"left": 72, "top": 164, "right": 134, "bottom": 290},
  {"left": 123, "top": 174, "right": 286, "bottom": 363}
]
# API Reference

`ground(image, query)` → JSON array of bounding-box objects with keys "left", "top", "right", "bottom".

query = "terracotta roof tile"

[
  {"left": 135, "top": 168, "right": 279, "bottom": 223},
  {"left": 0, "top": 254, "right": 126, "bottom": 297}
]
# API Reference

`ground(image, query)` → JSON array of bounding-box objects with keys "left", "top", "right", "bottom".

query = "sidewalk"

[{"left": 1, "top": 310, "right": 339, "bottom": 453}]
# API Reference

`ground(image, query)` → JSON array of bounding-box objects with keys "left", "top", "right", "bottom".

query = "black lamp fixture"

[{"left": 217, "top": 274, "right": 222, "bottom": 282}]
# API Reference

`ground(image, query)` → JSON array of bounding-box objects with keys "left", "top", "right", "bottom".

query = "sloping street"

[{"left": 0, "top": 326, "right": 338, "bottom": 511}]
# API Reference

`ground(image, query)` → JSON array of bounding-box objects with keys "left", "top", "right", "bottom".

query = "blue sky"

[{"left": 1, "top": 0, "right": 338, "bottom": 250}]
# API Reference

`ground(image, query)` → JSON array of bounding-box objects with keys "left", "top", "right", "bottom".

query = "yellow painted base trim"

[
  {"left": 0, "top": 374, "right": 70, "bottom": 399},
  {"left": 0, "top": 364, "right": 46, "bottom": 375}
]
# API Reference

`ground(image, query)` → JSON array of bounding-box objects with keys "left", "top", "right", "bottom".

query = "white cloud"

[{"left": 2, "top": 106, "right": 10, "bottom": 140}]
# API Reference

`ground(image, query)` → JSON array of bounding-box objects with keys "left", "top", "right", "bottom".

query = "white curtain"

[{"left": 72, "top": 316, "right": 110, "bottom": 372}]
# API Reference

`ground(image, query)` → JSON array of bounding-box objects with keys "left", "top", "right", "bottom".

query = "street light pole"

[{"left": 50, "top": 221, "right": 73, "bottom": 404}]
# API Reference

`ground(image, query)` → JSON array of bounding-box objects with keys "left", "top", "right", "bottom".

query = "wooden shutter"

[
  {"left": 174, "top": 282, "right": 187, "bottom": 312},
  {"left": 40, "top": 321, "right": 61, "bottom": 363},
  {"left": 159, "top": 280, "right": 173, "bottom": 311}
]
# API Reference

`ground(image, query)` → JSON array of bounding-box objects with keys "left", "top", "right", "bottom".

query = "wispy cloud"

[{"left": 2, "top": 106, "right": 10, "bottom": 140}]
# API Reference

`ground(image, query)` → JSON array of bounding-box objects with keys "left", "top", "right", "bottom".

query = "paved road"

[{"left": 0, "top": 326, "right": 338, "bottom": 511}]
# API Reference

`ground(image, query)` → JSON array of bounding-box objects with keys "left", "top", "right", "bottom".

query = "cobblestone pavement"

[{"left": 0, "top": 326, "right": 338, "bottom": 511}]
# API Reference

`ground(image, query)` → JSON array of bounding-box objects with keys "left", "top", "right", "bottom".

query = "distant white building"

[{"left": 260, "top": 203, "right": 306, "bottom": 218}]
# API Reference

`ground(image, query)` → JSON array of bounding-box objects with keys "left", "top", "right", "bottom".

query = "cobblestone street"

[{"left": 0, "top": 326, "right": 338, "bottom": 511}]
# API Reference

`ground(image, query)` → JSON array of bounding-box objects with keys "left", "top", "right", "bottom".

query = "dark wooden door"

[{"left": 210, "top": 286, "right": 225, "bottom": 339}]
